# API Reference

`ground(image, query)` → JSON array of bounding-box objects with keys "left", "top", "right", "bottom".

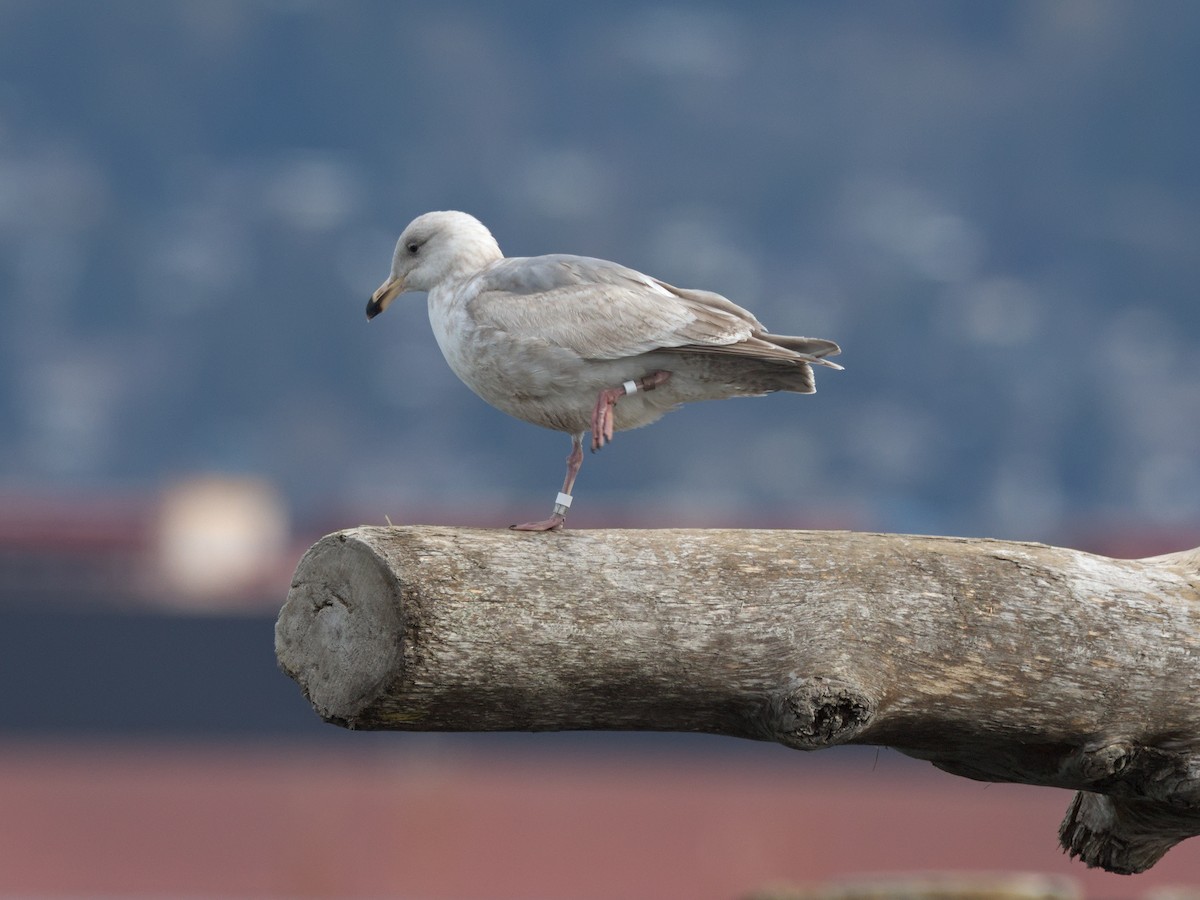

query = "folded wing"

[{"left": 465, "top": 255, "right": 841, "bottom": 367}]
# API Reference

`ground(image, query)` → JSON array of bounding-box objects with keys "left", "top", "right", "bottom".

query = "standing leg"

[{"left": 511, "top": 433, "right": 585, "bottom": 532}]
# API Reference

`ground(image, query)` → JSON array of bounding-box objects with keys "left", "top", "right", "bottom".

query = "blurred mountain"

[{"left": 2, "top": 1, "right": 1198, "bottom": 543}]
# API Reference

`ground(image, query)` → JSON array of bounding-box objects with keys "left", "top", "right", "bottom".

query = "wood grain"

[{"left": 276, "top": 526, "right": 1200, "bottom": 874}]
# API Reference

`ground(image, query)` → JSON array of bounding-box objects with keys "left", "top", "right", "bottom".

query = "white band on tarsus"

[
  {"left": 623, "top": 380, "right": 638, "bottom": 395},
  {"left": 553, "top": 492, "right": 573, "bottom": 516}
]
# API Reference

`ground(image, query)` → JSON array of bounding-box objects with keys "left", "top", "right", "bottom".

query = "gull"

[{"left": 368, "top": 211, "right": 841, "bottom": 531}]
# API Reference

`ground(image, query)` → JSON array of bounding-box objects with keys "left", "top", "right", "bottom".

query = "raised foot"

[
  {"left": 590, "top": 370, "right": 672, "bottom": 452},
  {"left": 510, "top": 514, "right": 567, "bottom": 532}
]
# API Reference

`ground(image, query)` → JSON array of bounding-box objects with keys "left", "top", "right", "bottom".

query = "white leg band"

[
  {"left": 623, "top": 380, "right": 638, "bottom": 395},
  {"left": 553, "top": 492, "right": 573, "bottom": 516}
]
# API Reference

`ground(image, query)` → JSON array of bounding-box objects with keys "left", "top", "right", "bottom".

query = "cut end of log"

[{"left": 274, "top": 530, "right": 405, "bottom": 726}]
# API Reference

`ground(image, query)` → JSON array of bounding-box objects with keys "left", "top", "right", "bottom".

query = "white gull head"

[{"left": 367, "top": 210, "right": 503, "bottom": 319}]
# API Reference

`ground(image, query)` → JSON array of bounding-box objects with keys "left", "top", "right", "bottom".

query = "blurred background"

[{"left": 1, "top": 1, "right": 1198, "bottom": 897}]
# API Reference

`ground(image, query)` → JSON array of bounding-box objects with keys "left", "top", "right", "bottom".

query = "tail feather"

[
  {"left": 664, "top": 331, "right": 843, "bottom": 382},
  {"left": 762, "top": 333, "right": 843, "bottom": 369}
]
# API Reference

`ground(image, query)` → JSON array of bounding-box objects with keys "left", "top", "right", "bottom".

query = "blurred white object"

[{"left": 155, "top": 475, "right": 289, "bottom": 607}]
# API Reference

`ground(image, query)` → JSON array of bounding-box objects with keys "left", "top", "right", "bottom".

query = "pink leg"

[
  {"left": 511, "top": 434, "right": 585, "bottom": 532},
  {"left": 590, "top": 370, "right": 672, "bottom": 452}
]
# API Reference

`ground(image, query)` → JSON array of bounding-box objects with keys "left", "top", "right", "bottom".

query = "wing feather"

[{"left": 464, "top": 254, "right": 835, "bottom": 366}]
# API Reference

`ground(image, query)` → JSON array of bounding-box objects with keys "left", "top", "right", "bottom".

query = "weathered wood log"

[{"left": 275, "top": 526, "right": 1200, "bottom": 875}]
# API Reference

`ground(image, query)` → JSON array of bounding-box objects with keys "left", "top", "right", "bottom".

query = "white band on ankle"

[
  {"left": 555, "top": 492, "right": 573, "bottom": 509},
  {"left": 623, "top": 380, "right": 638, "bottom": 395}
]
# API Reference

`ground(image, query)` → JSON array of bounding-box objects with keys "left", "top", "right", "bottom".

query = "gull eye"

[{"left": 406, "top": 241, "right": 421, "bottom": 254}]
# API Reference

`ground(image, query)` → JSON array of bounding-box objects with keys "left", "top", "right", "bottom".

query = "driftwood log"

[{"left": 275, "top": 525, "right": 1200, "bottom": 875}]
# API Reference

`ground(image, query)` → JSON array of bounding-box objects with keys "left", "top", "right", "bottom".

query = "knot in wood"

[
  {"left": 1070, "top": 742, "right": 1200, "bottom": 806},
  {"left": 764, "top": 676, "right": 874, "bottom": 751},
  {"left": 1077, "top": 742, "right": 1136, "bottom": 783}
]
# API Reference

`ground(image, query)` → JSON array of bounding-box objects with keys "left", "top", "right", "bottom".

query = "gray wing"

[{"left": 464, "top": 254, "right": 836, "bottom": 365}]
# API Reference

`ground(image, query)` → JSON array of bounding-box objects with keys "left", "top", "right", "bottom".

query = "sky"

[{"left": 2, "top": 0, "right": 1198, "bottom": 545}]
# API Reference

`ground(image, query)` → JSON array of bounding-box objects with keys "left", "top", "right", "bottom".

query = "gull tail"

[{"left": 763, "top": 334, "right": 844, "bottom": 370}]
